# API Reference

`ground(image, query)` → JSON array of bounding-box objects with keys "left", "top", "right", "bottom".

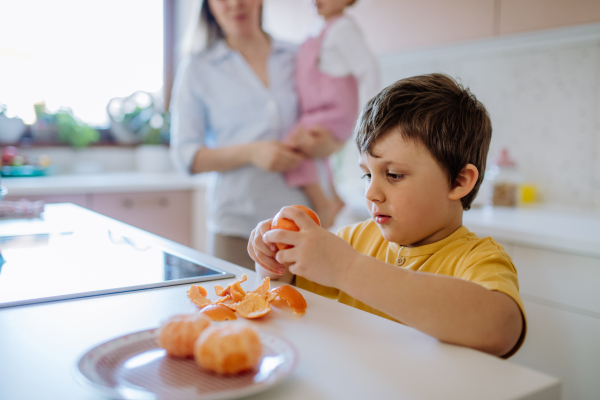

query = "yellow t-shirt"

[{"left": 296, "top": 219, "right": 527, "bottom": 358}]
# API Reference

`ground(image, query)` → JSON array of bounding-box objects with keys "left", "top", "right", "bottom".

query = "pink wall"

[
  {"left": 341, "top": 0, "right": 600, "bottom": 55},
  {"left": 499, "top": 0, "right": 600, "bottom": 35}
]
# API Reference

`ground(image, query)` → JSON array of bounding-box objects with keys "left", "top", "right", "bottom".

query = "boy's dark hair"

[{"left": 355, "top": 73, "right": 492, "bottom": 210}]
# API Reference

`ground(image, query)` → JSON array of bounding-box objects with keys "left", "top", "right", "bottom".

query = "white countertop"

[
  {"left": 1, "top": 172, "right": 208, "bottom": 195},
  {"left": 463, "top": 206, "right": 600, "bottom": 258},
  {"left": 0, "top": 204, "right": 560, "bottom": 400}
]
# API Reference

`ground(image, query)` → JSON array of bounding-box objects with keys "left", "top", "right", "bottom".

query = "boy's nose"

[{"left": 365, "top": 179, "right": 385, "bottom": 203}]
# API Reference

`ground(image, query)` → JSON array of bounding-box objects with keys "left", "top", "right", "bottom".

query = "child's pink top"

[{"left": 285, "top": 18, "right": 359, "bottom": 187}]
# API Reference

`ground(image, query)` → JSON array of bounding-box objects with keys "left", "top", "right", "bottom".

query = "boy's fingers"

[
  {"left": 264, "top": 229, "right": 299, "bottom": 248},
  {"left": 279, "top": 206, "right": 317, "bottom": 230},
  {"left": 275, "top": 248, "right": 301, "bottom": 272},
  {"left": 257, "top": 219, "right": 278, "bottom": 253},
  {"left": 252, "top": 228, "right": 276, "bottom": 257},
  {"left": 256, "top": 251, "right": 285, "bottom": 274}
]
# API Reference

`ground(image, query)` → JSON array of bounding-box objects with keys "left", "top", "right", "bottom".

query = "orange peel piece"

[
  {"left": 269, "top": 285, "right": 307, "bottom": 316},
  {"left": 251, "top": 277, "right": 270, "bottom": 298},
  {"left": 231, "top": 292, "right": 271, "bottom": 319},
  {"left": 199, "top": 304, "right": 238, "bottom": 321},
  {"left": 214, "top": 294, "right": 231, "bottom": 304},
  {"left": 230, "top": 281, "right": 246, "bottom": 303},
  {"left": 188, "top": 285, "right": 212, "bottom": 308},
  {"left": 214, "top": 274, "right": 248, "bottom": 297},
  {"left": 214, "top": 284, "right": 227, "bottom": 297}
]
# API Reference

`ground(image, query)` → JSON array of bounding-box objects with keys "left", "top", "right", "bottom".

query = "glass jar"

[{"left": 487, "top": 148, "right": 521, "bottom": 207}]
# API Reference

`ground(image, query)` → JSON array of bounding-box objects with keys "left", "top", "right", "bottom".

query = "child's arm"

[{"left": 259, "top": 207, "right": 523, "bottom": 357}]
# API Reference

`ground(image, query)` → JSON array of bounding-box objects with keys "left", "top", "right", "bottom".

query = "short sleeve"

[
  {"left": 169, "top": 56, "right": 207, "bottom": 174},
  {"left": 458, "top": 244, "right": 527, "bottom": 358}
]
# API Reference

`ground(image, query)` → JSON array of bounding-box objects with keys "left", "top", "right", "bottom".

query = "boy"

[{"left": 248, "top": 74, "right": 526, "bottom": 358}]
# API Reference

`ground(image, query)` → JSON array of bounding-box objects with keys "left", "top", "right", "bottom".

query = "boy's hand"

[
  {"left": 263, "top": 206, "right": 357, "bottom": 288},
  {"left": 248, "top": 218, "right": 286, "bottom": 275}
]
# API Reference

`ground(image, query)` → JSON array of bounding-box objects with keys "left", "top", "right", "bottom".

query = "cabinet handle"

[
  {"left": 123, "top": 198, "right": 133, "bottom": 209},
  {"left": 159, "top": 197, "right": 169, "bottom": 207}
]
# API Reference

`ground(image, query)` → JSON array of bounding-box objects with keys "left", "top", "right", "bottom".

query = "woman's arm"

[
  {"left": 170, "top": 58, "right": 304, "bottom": 175},
  {"left": 191, "top": 141, "right": 304, "bottom": 174}
]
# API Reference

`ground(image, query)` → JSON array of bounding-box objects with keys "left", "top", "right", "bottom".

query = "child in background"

[
  {"left": 285, "top": 0, "right": 380, "bottom": 228},
  {"left": 249, "top": 74, "right": 526, "bottom": 358}
]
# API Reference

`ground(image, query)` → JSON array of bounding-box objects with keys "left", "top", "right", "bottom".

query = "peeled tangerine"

[
  {"left": 158, "top": 313, "right": 211, "bottom": 358},
  {"left": 271, "top": 205, "right": 320, "bottom": 250},
  {"left": 194, "top": 323, "right": 262, "bottom": 375}
]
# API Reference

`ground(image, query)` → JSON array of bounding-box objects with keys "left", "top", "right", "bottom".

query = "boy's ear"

[{"left": 449, "top": 164, "right": 479, "bottom": 201}]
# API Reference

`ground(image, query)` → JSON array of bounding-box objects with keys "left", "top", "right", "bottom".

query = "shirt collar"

[
  {"left": 389, "top": 226, "right": 471, "bottom": 257},
  {"left": 206, "top": 36, "right": 292, "bottom": 64}
]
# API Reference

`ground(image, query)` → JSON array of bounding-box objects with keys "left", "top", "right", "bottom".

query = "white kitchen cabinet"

[
  {"left": 513, "top": 246, "right": 600, "bottom": 314},
  {"left": 472, "top": 232, "right": 600, "bottom": 400},
  {"left": 511, "top": 300, "right": 600, "bottom": 400}
]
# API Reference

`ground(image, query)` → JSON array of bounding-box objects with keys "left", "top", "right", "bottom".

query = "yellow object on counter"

[{"left": 519, "top": 184, "right": 537, "bottom": 204}]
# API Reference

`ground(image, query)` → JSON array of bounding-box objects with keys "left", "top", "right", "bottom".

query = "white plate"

[{"left": 74, "top": 328, "right": 298, "bottom": 400}]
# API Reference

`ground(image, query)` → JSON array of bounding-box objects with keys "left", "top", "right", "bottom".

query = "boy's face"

[{"left": 359, "top": 131, "right": 458, "bottom": 247}]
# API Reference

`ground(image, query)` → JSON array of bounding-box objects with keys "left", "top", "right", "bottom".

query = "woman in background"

[{"left": 170, "top": 0, "right": 340, "bottom": 270}]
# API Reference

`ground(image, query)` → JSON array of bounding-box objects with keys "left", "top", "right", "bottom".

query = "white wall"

[{"left": 378, "top": 22, "right": 600, "bottom": 210}]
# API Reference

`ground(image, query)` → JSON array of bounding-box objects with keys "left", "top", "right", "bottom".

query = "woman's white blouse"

[{"left": 170, "top": 39, "right": 309, "bottom": 237}]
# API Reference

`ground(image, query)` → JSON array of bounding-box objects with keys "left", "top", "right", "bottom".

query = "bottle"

[{"left": 488, "top": 148, "right": 521, "bottom": 207}]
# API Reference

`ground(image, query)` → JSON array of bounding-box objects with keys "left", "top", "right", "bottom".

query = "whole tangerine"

[
  {"left": 271, "top": 205, "right": 320, "bottom": 251},
  {"left": 158, "top": 313, "right": 211, "bottom": 358},
  {"left": 194, "top": 323, "right": 262, "bottom": 375}
]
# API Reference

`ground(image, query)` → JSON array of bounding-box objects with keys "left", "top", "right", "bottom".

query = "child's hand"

[
  {"left": 263, "top": 206, "right": 358, "bottom": 289},
  {"left": 248, "top": 218, "right": 286, "bottom": 275},
  {"left": 285, "top": 125, "right": 309, "bottom": 152}
]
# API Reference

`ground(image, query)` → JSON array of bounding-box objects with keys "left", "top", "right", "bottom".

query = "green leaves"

[{"left": 55, "top": 108, "right": 100, "bottom": 149}]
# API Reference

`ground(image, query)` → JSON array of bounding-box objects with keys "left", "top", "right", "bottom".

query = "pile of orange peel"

[{"left": 187, "top": 274, "right": 307, "bottom": 319}]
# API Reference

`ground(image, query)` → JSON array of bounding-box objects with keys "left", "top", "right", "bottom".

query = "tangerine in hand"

[{"left": 271, "top": 205, "right": 320, "bottom": 251}]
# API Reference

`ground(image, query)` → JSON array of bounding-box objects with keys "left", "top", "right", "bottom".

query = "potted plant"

[{"left": 55, "top": 108, "right": 100, "bottom": 149}]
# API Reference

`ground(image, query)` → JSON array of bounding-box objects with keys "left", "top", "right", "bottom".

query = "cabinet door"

[
  {"left": 510, "top": 299, "right": 600, "bottom": 400},
  {"left": 90, "top": 191, "right": 192, "bottom": 246},
  {"left": 513, "top": 245, "right": 600, "bottom": 314}
]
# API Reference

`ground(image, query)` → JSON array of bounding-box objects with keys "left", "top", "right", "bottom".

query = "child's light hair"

[{"left": 355, "top": 74, "right": 492, "bottom": 210}]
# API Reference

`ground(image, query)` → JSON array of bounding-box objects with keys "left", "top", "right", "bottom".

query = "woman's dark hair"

[
  {"left": 201, "top": 0, "right": 264, "bottom": 48},
  {"left": 355, "top": 74, "right": 492, "bottom": 210},
  {"left": 201, "top": 0, "right": 224, "bottom": 47}
]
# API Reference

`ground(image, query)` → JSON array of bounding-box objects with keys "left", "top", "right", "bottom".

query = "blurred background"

[
  {"left": 1, "top": 2, "right": 600, "bottom": 399},
  {"left": 1, "top": 0, "right": 599, "bottom": 210}
]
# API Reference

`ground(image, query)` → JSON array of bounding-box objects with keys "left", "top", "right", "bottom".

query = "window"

[{"left": 0, "top": 0, "right": 164, "bottom": 128}]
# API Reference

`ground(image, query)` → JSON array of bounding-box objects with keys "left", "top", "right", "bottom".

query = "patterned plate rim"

[{"left": 72, "top": 328, "right": 299, "bottom": 400}]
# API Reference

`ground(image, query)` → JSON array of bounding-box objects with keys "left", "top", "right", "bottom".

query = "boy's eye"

[
  {"left": 361, "top": 173, "right": 371, "bottom": 181},
  {"left": 388, "top": 173, "right": 404, "bottom": 180}
]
